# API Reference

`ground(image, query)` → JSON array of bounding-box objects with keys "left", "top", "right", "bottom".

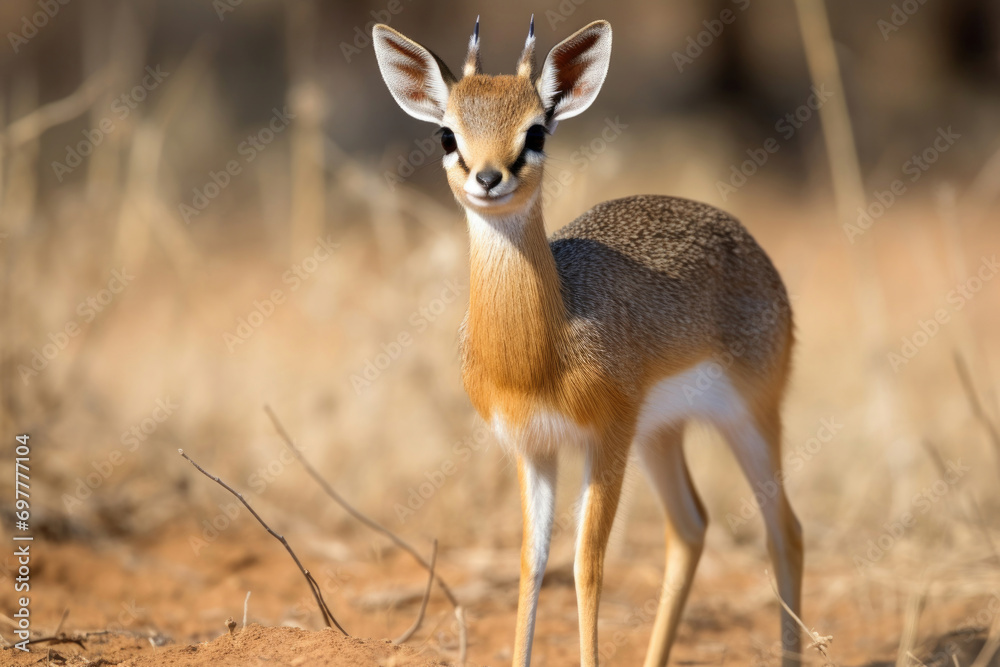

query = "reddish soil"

[{"left": 3, "top": 521, "right": 998, "bottom": 666}]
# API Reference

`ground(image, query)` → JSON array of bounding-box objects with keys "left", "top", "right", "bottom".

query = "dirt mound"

[
  {"left": 5, "top": 625, "right": 447, "bottom": 667},
  {"left": 128, "top": 625, "right": 445, "bottom": 667}
]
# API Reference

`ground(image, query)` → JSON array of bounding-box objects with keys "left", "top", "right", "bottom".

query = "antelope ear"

[
  {"left": 373, "top": 24, "right": 456, "bottom": 124},
  {"left": 537, "top": 20, "right": 612, "bottom": 129}
]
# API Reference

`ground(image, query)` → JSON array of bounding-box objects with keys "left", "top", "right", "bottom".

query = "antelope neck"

[{"left": 464, "top": 197, "right": 567, "bottom": 391}]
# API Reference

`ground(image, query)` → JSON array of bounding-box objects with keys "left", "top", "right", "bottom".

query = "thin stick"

[
  {"left": 954, "top": 351, "right": 1000, "bottom": 472},
  {"left": 921, "top": 439, "right": 1000, "bottom": 564},
  {"left": 971, "top": 609, "right": 1000, "bottom": 667},
  {"left": 263, "top": 405, "right": 467, "bottom": 664},
  {"left": 3, "top": 67, "right": 113, "bottom": 147},
  {"left": 393, "top": 539, "right": 437, "bottom": 644},
  {"left": 794, "top": 0, "right": 910, "bottom": 517},
  {"left": 242, "top": 591, "right": 251, "bottom": 630},
  {"left": 52, "top": 609, "right": 69, "bottom": 637},
  {"left": 178, "top": 449, "right": 347, "bottom": 636},
  {"left": 895, "top": 584, "right": 926, "bottom": 667},
  {"left": 25, "top": 636, "right": 86, "bottom": 649},
  {"left": 765, "top": 569, "right": 835, "bottom": 665}
]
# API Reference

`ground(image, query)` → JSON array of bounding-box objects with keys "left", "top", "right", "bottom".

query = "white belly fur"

[
  {"left": 489, "top": 361, "right": 750, "bottom": 454},
  {"left": 634, "top": 361, "right": 750, "bottom": 441}
]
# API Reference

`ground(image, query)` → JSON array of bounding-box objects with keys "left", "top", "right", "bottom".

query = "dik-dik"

[{"left": 373, "top": 18, "right": 803, "bottom": 667}]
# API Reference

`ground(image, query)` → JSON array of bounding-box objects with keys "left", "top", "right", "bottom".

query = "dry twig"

[
  {"left": 895, "top": 584, "right": 927, "bottom": 667},
  {"left": 263, "top": 405, "right": 467, "bottom": 664},
  {"left": 393, "top": 539, "right": 437, "bottom": 645},
  {"left": 970, "top": 610, "right": 1000, "bottom": 667},
  {"left": 765, "top": 569, "right": 835, "bottom": 665},
  {"left": 921, "top": 439, "right": 1000, "bottom": 564},
  {"left": 2, "top": 67, "right": 113, "bottom": 147},
  {"left": 242, "top": 591, "right": 251, "bottom": 630},
  {"left": 178, "top": 449, "right": 347, "bottom": 635},
  {"left": 954, "top": 351, "right": 1000, "bottom": 473}
]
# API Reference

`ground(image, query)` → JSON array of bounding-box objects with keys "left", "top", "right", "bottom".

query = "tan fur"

[{"left": 373, "top": 20, "right": 803, "bottom": 667}]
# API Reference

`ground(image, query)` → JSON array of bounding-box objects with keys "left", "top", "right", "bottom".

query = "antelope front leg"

[
  {"left": 512, "top": 452, "right": 558, "bottom": 666},
  {"left": 575, "top": 444, "right": 630, "bottom": 666}
]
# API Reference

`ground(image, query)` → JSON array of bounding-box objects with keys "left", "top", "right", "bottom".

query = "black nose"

[{"left": 475, "top": 169, "right": 503, "bottom": 192}]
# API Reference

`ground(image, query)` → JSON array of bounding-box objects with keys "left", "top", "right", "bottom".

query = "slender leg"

[
  {"left": 512, "top": 451, "right": 558, "bottom": 667},
  {"left": 575, "top": 439, "right": 630, "bottom": 666},
  {"left": 635, "top": 423, "right": 707, "bottom": 667},
  {"left": 718, "top": 408, "right": 804, "bottom": 667}
]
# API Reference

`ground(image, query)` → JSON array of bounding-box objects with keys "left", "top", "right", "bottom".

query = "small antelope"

[{"left": 374, "top": 18, "right": 803, "bottom": 667}]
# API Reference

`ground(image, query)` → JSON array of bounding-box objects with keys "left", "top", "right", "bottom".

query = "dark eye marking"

[
  {"left": 436, "top": 127, "right": 470, "bottom": 173},
  {"left": 525, "top": 124, "right": 547, "bottom": 152},
  {"left": 438, "top": 127, "right": 457, "bottom": 154},
  {"left": 510, "top": 124, "right": 548, "bottom": 176}
]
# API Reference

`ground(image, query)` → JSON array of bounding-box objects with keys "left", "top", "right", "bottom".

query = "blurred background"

[{"left": 2, "top": 0, "right": 1000, "bottom": 665}]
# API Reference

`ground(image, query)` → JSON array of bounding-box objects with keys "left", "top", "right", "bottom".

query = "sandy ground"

[
  {"left": 3, "top": 167, "right": 999, "bottom": 667},
  {"left": 3, "top": 517, "right": 1000, "bottom": 666}
]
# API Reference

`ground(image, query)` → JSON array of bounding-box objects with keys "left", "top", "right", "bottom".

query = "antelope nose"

[{"left": 475, "top": 169, "right": 503, "bottom": 192}]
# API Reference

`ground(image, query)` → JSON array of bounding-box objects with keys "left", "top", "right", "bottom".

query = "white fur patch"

[
  {"left": 488, "top": 362, "right": 750, "bottom": 457},
  {"left": 491, "top": 409, "right": 596, "bottom": 457},
  {"left": 465, "top": 202, "right": 537, "bottom": 246},
  {"left": 635, "top": 361, "right": 750, "bottom": 441}
]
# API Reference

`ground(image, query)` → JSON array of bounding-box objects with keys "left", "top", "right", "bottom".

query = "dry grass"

[{"left": 1, "top": 3, "right": 1000, "bottom": 664}]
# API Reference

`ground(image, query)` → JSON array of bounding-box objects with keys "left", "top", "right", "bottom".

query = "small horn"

[
  {"left": 516, "top": 15, "right": 535, "bottom": 78},
  {"left": 463, "top": 15, "right": 482, "bottom": 77}
]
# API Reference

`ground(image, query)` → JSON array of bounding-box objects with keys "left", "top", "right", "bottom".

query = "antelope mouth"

[{"left": 464, "top": 192, "right": 514, "bottom": 208}]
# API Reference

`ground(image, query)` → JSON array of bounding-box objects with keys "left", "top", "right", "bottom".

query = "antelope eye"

[
  {"left": 525, "top": 124, "right": 546, "bottom": 152},
  {"left": 439, "top": 127, "right": 457, "bottom": 154}
]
